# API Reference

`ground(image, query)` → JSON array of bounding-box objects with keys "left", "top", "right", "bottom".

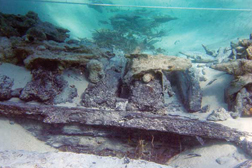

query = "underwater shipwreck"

[{"left": 0, "top": 1, "right": 252, "bottom": 167}]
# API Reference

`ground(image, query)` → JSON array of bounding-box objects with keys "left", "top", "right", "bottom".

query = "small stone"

[
  {"left": 199, "top": 76, "right": 207, "bottom": 82},
  {"left": 197, "top": 64, "right": 205, "bottom": 68},
  {"left": 86, "top": 59, "right": 104, "bottom": 84},
  {"left": 123, "top": 157, "right": 130, "bottom": 164},
  {"left": 236, "top": 46, "right": 245, "bottom": 52},
  {"left": 216, "top": 156, "right": 230, "bottom": 165},
  {"left": 207, "top": 108, "right": 231, "bottom": 121},
  {"left": 115, "top": 98, "right": 128, "bottom": 111},
  {"left": 202, "top": 68, "right": 206, "bottom": 75},
  {"left": 201, "top": 105, "right": 210, "bottom": 113},
  {"left": 26, "top": 27, "right": 47, "bottom": 42},
  {"left": 0, "top": 75, "right": 14, "bottom": 101},
  {"left": 20, "top": 69, "right": 77, "bottom": 104},
  {"left": 10, "top": 88, "right": 23, "bottom": 98},
  {"left": 142, "top": 73, "right": 154, "bottom": 83}
]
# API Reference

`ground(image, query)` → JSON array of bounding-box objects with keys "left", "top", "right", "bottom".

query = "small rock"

[
  {"left": 202, "top": 68, "right": 206, "bottom": 75},
  {"left": 26, "top": 27, "right": 47, "bottom": 42},
  {"left": 142, "top": 73, "right": 154, "bottom": 83},
  {"left": 10, "top": 88, "right": 23, "bottom": 98},
  {"left": 20, "top": 69, "right": 77, "bottom": 104},
  {"left": 207, "top": 108, "right": 231, "bottom": 121},
  {"left": 199, "top": 76, "right": 207, "bottom": 82},
  {"left": 0, "top": 75, "right": 14, "bottom": 101},
  {"left": 216, "top": 156, "right": 231, "bottom": 165},
  {"left": 123, "top": 157, "right": 130, "bottom": 164},
  {"left": 86, "top": 59, "right": 105, "bottom": 84},
  {"left": 246, "top": 46, "right": 252, "bottom": 60},
  {"left": 197, "top": 64, "right": 206, "bottom": 68},
  {"left": 201, "top": 105, "right": 210, "bottom": 113},
  {"left": 115, "top": 98, "right": 128, "bottom": 111}
]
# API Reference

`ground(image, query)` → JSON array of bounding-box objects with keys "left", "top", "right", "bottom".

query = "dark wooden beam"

[{"left": 0, "top": 101, "right": 251, "bottom": 156}]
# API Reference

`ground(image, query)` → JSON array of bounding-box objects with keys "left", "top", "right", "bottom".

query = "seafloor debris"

[
  {"left": 206, "top": 78, "right": 217, "bottom": 86},
  {"left": 0, "top": 75, "right": 13, "bottom": 101},
  {"left": 235, "top": 160, "right": 252, "bottom": 168},
  {"left": 207, "top": 108, "right": 232, "bottom": 121},
  {"left": 82, "top": 69, "right": 121, "bottom": 109},
  {"left": 1, "top": 10, "right": 252, "bottom": 167},
  {"left": 179, "top": 51, "right": 215, "bottom": 63},
  {"left": 0, "top": 11, "right": 69, "bottom": 42},
  {"left": 0, "top": 101, "right": 252, "bottom": 157},
  {"left": 202, "top": 44, "right": 217, "bottom": 57},
  {"left": 82, "top": 53, "right": 193, "bottom": 112},
  {"left": 0, "top": 11, "right": 114, "bottom": 69},
  {"left": 230, "top": 88, "right": 252, "bottom": 117},
  {"left": 211, "top": 59, "right": 252, "bottom": 76},
  {"left": 121, "top": 54, "right": 193, "bottom": 112},
  {"left": 20, "top": 68, "right": 77, "bottom": 105},
  {"left": 180, "top": 45, "right": 232, "bottom": 64},
  {"left": 15, "top": 117, "right": 194, "bottom": 164},
  {"left": 231, "top": 34, "right": 252, "bottom": 59},
  {"left": 211, "top": 34, "right": 252, "bottom": 117},
  {"left": 0, "top": 36, "right": 113, "bottom": 70},
  {"left": 226, "top": 74, "right": 252, "bottom": 96},
  {"left": 0, "top": 37, "right": 90, "bottom": 66},
  {"left": 211, "top": 59, "right": 252, "bottom": 117},
  {"left": 123, "top": 54, "right": 192, "bottom": 84},
  {"left": 142, "top": 73, "right": 155, "bottom": 83},
  {"left": 86, "top": 59, "right": 105, "bottom": 83},
  {"left": 172, "top": 68, "right": 202, "bottom": 112},
  {"left": 126, "top": 79, "right": 164, "bottom": 111}
]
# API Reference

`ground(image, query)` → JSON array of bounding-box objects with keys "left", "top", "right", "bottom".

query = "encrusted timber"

[{"left": 0, "top": 101, "right": 251, "bottom": 156}]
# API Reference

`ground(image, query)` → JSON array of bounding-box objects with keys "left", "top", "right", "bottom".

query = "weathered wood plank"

[{"left": 0, "top": 101, "right": 251, "bottom": 156}]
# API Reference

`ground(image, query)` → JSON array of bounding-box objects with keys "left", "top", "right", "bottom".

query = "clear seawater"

[
  {"left": 1, "top": 0, "right": 252, "bottom": 55},
  {"left": 0, "top": 0, "right": 252, "bottom": 166}
]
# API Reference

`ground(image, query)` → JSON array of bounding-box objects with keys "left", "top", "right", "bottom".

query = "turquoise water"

[
  {"left": 1, "top": 1, "right": 252, "bottom": 165},
  {"left": 1, "top": 0, "right": 252, "bottom": 54}
]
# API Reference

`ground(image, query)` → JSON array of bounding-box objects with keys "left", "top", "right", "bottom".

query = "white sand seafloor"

[
  {"left": 0, "top": 62, "right": 252, "bottom": 167},
  {"left": 168, "top": 141, "right": 251, "bottom": 168},
  {"left": 0, "top": 117, "right": 56, "bottom": 152}
]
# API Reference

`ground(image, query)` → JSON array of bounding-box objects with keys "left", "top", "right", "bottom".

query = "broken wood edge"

[{"left": 0, "top": 101, "right": 251, "bottom": 156}]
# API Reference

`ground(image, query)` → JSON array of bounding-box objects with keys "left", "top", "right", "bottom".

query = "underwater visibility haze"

[
  {"left": 1, "top": 0, "right": 252, "bottom": 54},
  {"left": 0, "top": 0, "right": 252, "bottom": 167}
]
